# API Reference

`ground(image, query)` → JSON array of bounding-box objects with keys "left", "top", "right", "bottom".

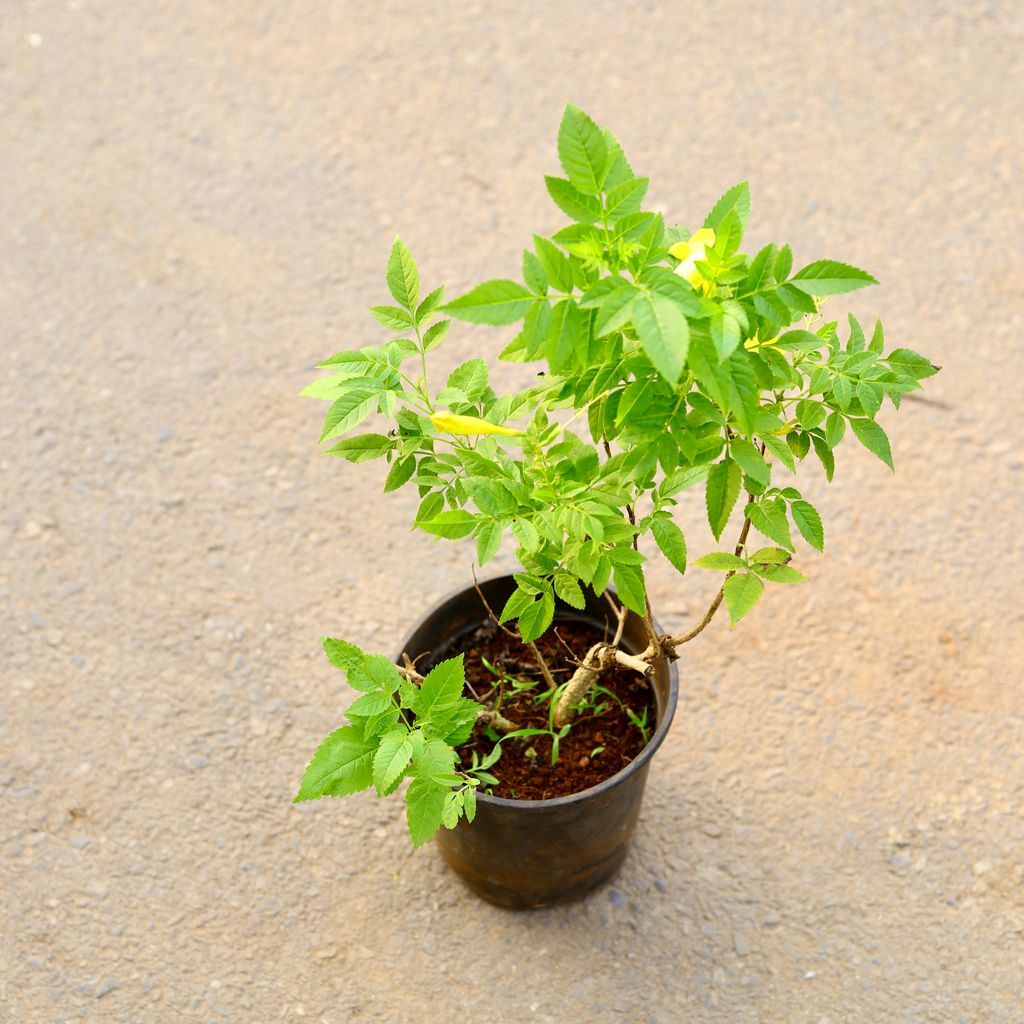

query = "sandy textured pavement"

[{"left": 2, "top": 3, "right": 1023, "bottom": 1021}]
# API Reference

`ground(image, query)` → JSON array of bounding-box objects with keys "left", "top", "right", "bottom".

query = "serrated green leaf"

[
  {"left": 706, "top": 459, "right": 741, "bottom": 541},
  {"left": 825, "top": 411, "right": 846, "bottom": 448},
  {"left": 651, "top": 516, "right": 687, "bottom": 576},
  {"left": 448, "top": 358, "right": 489, "bottom": 402},
  {"left": 405, "top": 777, "right": 448, "bottom": 849},
  {"left": 791, "top": 259, "right": 877, "bottom": 296},
  {"left": 749, "top": 546, "right": 790, "bottom": 565},
  {"left": 445, "top": 280, "right": 535, "bottom": 325},
  {"left": 411, "top": 655, "right": 466, "bottom": 720},
  {"left": 545, "top": 175, "right": 602, "bottom": 223},
  {"left": 746, "top": 500, "right": 794, "bottom": 551},
  {"left": 811, "top": 434, "right": 835, "bottom": 481},
  {"left": 369, "top": 305, "right": 414, "bottom": 330},
  {"left": 415, "top": 509, "right": 476, "bottom": 539},
  {"left": 320, "top": 387, "right": 380, "bottom": 442},
  {"left": 554, "top": 573, "right": 586, "bottom": 609},
  {"left": 886, "top": 348, "right": 939, "bottom": 379},
  {"left": 730, "top": 439, "right": 770, "bottom": 486},
  {"left": 849, "top": 417, "right": 894, "bottom": 470},
  {"left": 499, "top": 586, "right": 534, "bottom": 624},
  {"left": 517, "top": 592, "right": 555, "bottom": 643},
  {"left": 612, "top": 562, "right": 646, "bottom": 616},
  {"left": 475, "top": 521, "right": 502, "bottom": 565},
  {"left": 372, "top": 729, "right": 415, "bottom": 795},
  {"left": 632, "top": 292, "right": 689, "bottom": 383},
  {"left": 387, "top": 236, "right": 419, "bottom": 310},
  {"left": 325, "top": 433, "right": 395, "bottom": 462},
  {"left": 463, "top": 786, "right": 477, "bottom": 823},
  {"left": 693, "top": 552, "right": 746, "bottom": 571},
  {"left": 294, "top": 725, "right": 375, "bottom": 802},
  {"left": 705, "top": 181, "right": 751, "bottom": 232},
  {"left": 722, "top": 572, "right": 764, "bottom": 625},
  {"left": 533, "top": 235, "right": 573, "bottom": 293},
  {"left": 346, "top": 691, "right": 394, "bottom": 718},
  {"left": 756, "top": 564, "right": 807, "bottom": 584},
  {"left": 322, "top": 637, "right": 365, "bottom": 673},
  {"left": 522, "top": 249, "right": 548, "bottom": 294},
  {"left": 790, "top": 497, "right": 823, "bottom": 552},
  {"left": 557, "top": 103, "right": 609, "bottom": 195},
  {"left": 605, "top": 176, "right": 649, "bottom": 219},
  {"left": 384, "top": 455, "right": 415, "bottom": 493},
  {"left": 422, "top": 318, "right": 451, "bottom": 351}
]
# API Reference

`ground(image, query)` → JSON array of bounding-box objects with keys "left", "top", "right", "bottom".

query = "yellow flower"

[
  {"left": 429, "top": 412, "right": 523, "bottom": 437},
  {"left": 669, "top": 227, "right": 716, "bottom": 293}
]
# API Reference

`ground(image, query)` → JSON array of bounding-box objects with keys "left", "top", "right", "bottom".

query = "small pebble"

[
  {"left": 703, "top": 823, "right": 723, "bottom": 837},
  {"left": 608, "top": 889, "right": 625, "bottom": 908},
  {"left": 183, "top": 753, "right": 207, "bottom": 773},
  {"left": 95, "top": 979, "right": 118, "bottom": 998},
  {"left": 733, "top": 932, "right": 751, "bottom": 956}
]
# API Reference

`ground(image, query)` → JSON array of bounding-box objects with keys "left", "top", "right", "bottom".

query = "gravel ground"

[{"left": 2, "top": 3, "right": 1023, "bottom": 1022}]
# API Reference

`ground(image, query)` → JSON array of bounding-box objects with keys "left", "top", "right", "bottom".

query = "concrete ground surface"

[{"left": 1, "top": 2, "right": 1022, "bottom": 1021}]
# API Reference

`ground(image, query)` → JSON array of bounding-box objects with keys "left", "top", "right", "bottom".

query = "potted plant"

[{"left": 294, "top": 104, "right": 938, "bottom": 908}]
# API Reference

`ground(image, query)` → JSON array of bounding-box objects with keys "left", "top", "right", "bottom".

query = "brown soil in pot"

[{"left": 420, "top": 617, "right": 653, "bottom": 800}]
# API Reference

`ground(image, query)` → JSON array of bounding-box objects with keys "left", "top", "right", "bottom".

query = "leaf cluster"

[
  {"left": 294, "top": 639, "right": 482, "bottom": 848},
  {"left": 304, "top": 102, "right": 938, "bottom": 644}
]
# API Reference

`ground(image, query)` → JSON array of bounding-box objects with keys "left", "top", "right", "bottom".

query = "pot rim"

[{"left": 396, "top": 573, "right": 680, "bottom": 812}]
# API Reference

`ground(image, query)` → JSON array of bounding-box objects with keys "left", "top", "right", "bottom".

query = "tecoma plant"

[{"left": 296, "top": 103, "right": 938, "bottom": 846}]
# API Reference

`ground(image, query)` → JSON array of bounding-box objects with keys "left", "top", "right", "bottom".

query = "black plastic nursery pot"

[{"left": 396, "top": 574, "right": 679, "bottom": 910}]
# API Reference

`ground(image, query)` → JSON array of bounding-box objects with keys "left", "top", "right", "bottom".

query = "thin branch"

[
  {"left": 604, "top": 591, "right": 628, "bottom": 648},
  {"left": 662, "top": 513, "right": 753, "bottom": 652},
  {"left": 472, "top": 565, "right": 518, "bottom": 639}
]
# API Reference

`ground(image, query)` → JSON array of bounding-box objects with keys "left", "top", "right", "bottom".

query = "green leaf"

[
  {"left": 790, "top": 499, "right": 824, "bottom": 551},
  {"left": 533, "top": 236, "right": 573, "bottom": 293},
  {"left": 746, "top": 500, "right": 794, "bottom": 551},
  {"left": 825, "top": 411, "right": 846, "bottom": 448},
  {"left": 887, "top": 348, "right": 939, "bottom": 379},
  {"left": 411, "top": 655, "right": 466, "bottom": 720},
  {"left": 522, "top": 250, "right": 548, "bottom": 294},
  {"left": 612, "top": 562, "right": 646, "bottom": 616},
  {"left": 651, "top": 516, "right": 687, "bottom": 576},
  {"left": 791, "top": 260, "right": 877, "bottom": 296},
  {"left": 605, "top": 177, "right": 649, "bottom": 219},
  {"left": 387, "top": 236, "right": 419, "bottom": 311},
  {"left": 518, "top": 592, "right": 555, "bottom": 643},
  {"left": 416, "top": 285, "right": 445, "bottom": 322},
  {"left": 632, "top": 292, "right": 689, "bottom": 383},
  {"left": 463, "top": 786, "right": 477, "bottom": 823},
  {"left": 545, "top": 176, "right": 602, "bottom": 223},
  {"left": 722, "top": 572, "right": 764, "bottom": 625},
  {"left": 372, "top": 729, "right": 415, "bottom": 795},
  {"left": 415, "top": 510, "right": 476, "bottom": 539},
  {"left": 774, "top": 244, "right": 793, "bottom": 281},
  {"left": 811, "top": 434, "right": 835, "bottom": 481},
  {"left": 346, "top": 690, "right": 394, "bottom": 718},
  {"left": 557, "top": 103, "right": 609, "bottom": 194},
  {"left": 693, "top": 552, "right": 746, "bottom": 571},
  {"left": 383, "top": 455, "right": 416, "bottom": 493},
  {"left": 422, "top": 318, "right": 451, "bottom": 351},
  {"left": 706, "top": 459, "right": 741, "bottom": 541},
  {"left": 705, "top": 181, "right": 751, "bottom": 232},
  {"left": 749, "top": 546, "right": 790, "bottom": 565},
  {"left": 294, "top": 725, "right": 375, "bottom": 802},
  {"left": 499, "top": 586, "right": 534, "bottom": 624},
  {"left": 445, "top": 280, "right": 535, "bottom": 325},
  {"left": 730, "top": 438, "right": 770, "bottom": 486},
  {"left": 475, "top": 521, "right": 502, "bottom": 565},
  {"left": 849, "top": 417, "right": 894, "bottom": 470},
  {"left": 325, "top": 433, "right": 395, "bottom": 462},
  {"left": 448, "top": 358, "right": 489, "bottom": 402},
  {"left": 757, "top": 564, "right": 807, "bottom": 584},
  {"left": 322, "top": 637, "right": 365, "bottom": 673},
  {"left": 348, "top": 654, "right": 403, "bottom": 696},
  {"left": 369, "top": 305, "right": 414, "bottom": 330},
  {"left": 405, "top": 778, "right": 448, "bottom": 849},
  {"left": 554, "top": 573, "right": 586, "bottom": 610},
  {"left": 320, "top": 387, "right": 380, "bottom": 442}
]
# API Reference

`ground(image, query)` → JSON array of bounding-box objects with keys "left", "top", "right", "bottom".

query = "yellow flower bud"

[
  {"left": 429, "top": 412, "right": 523, "bottom": 437},
  {"left": 669, "top": 227, "right": 716, "bottom": 292}
]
